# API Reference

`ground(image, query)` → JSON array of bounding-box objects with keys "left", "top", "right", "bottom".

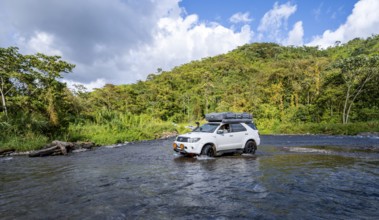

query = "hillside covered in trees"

[{"left": 1, "top": 36, "right": 379, "bottom": 150}]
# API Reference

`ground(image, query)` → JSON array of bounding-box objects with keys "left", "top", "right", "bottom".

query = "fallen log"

[
  {"left": 29, "top": 146, "right": 61, "bottom": 157},
  {"left": 74, "top": 142, "right": 95, "bottom": 149},
  {"left": 52, "top": 140, "right": 74, "bottom": 148},
  {"left": 28, "top": 141, "right": 96, "bottom": 157},
  {"left": 0, "top": 148, "right": 15, "bottom": 156}
]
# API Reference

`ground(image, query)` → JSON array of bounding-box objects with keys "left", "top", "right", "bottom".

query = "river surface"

[{"left": 1, "top": 135, "right": 379, "bottom": 219}]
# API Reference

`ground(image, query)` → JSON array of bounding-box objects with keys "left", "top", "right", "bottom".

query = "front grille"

[{"left": 176, "top": 136, "right": 189, "bottom": 142}]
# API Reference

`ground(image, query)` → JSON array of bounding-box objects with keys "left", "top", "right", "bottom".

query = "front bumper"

[{"left": 172, "top": 141, "right": 202, "bottom": 155}]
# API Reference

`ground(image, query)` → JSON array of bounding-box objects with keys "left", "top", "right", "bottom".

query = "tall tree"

[
  {"left": 0, "top": 47, "right": 75, "bottom": 137},
  {"left": 334, "top": 55, "right": 379, "bottom": 124},
  {"left": 0, "top": 47, "right": 24, "bottom": 117}
]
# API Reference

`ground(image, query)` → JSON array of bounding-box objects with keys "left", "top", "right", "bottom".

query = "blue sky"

[
  {"left": 180, "top": 0, "right": 356, "bottom": 42},
  {"left": 0, "top": 0, "right": 378, "bottom": 90}
]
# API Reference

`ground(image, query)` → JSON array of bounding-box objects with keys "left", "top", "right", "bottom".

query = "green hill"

[
  {"left": 1, "top": 36, "right": 379, "bottom": 149},
  {"left": 85, "top": 36, "right": 379, "bottom": 133}
]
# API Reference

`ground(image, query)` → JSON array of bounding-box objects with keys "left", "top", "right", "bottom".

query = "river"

[{"left": 1, "top": 135, "right": 379, "bottom": 219}]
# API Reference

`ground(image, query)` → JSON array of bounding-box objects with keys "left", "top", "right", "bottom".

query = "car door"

[
  {"left": 230, "top": 123, "right": 247, "bottom": 149},
  {"left": 215, "top": 124, "right": 235, "bottom": 151}
]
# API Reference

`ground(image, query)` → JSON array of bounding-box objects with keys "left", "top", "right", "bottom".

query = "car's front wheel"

[
  {"left": 201, "top": 144, "right": 215, "bottom": 157},
  {"left": 243, "top": 140, "right": 257, "bottom": 154}
]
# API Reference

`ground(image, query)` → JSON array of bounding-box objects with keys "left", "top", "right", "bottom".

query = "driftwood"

[
  {"left": 0, "top": 148, "right": 15, "bottom": 157},
  {"left": 29, "top": 141, "right": 95, "bottom": 157},
  {"left": 29, "top": 146, "right": 61, "bottom": 157}
]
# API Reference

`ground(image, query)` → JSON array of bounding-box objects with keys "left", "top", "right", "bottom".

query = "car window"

[
  {"left": 217, "top": 124, "right": 230, "bottom": 133},
  {"left": 193, "top": 123, "right": 219, "bottom": 133},
  {"left": 246, "top": 122, "right": 258, "bottom": 130},
  {"left": 230, "top": 123, "right": 247, "bottom": 132}
]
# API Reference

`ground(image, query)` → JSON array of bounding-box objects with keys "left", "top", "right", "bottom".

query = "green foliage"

[
  {"left": 83, "top": 36, "right": 378, "bottom": 138},
  {"left": 0, "top": 132, "right": 49, "bottom": 152},
  {"left": 138, "top": 37, "right": 378, "bottom": 126},
  {"left": 68, "top": 112, "right": 177, "bottom": 145},
  {"left": 271, "top": 121, "right": 379, "bottom": 135},
  {"left": 0, "top": 47, "right": 75, "bottom": 150},
  {"left": 2, "top": 36, "right": 379, "bottom": 151}
]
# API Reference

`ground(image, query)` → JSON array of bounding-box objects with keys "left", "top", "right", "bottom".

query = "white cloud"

[
  {"left": 63, "top": 78, "right": 106, "bottom": 92},
  {"left": 285, "top": 21, "right": 304, "bottom": 46},
  {"left": 309, "top": 0, "right": 379, "bottom": 48},
  {"left": 313, "top": 3, "right": 323, "bottom": 21},
  {"left": 18, "top": 31, "right": 63, "bottom": 56},
  {"left": 79, "top": 11, "right": 253, "bottom": 89},
  {"left": 0, "top": 0, "right": 253, "bottom": 89},
  {"left": 122, "top": 14, "right": 253, "bottom": 83},
  {"left": 258, "top": 2, "right": 297, "bottom": 41},
  {"left": 229, "top": 12, "right": 252, "bottom": 24}
]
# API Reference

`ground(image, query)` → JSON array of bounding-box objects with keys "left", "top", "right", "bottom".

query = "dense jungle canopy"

[{"left": 1, "top": 35, "right": 379, "bottom": 149}]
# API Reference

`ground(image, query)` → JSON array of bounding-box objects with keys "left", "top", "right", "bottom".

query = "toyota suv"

[{"left": 173, "top": 112, "right": 260, "bottom": 157}]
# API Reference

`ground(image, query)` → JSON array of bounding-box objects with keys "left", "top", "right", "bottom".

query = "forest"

[{"left": 1, "top": 36, "right": 379, "bottom": 151}]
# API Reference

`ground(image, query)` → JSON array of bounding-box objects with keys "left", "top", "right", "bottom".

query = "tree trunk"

[
  {"left": 343, "top": 74, "right": 371, "bottom": 124},
  {"left": 0, "top": 77, "right": 7, "bottom": 116},
  {"left": 28, "top": 141, "right": 94, "bottom": 157},
  {"left": 342, "top": 86, "right": 351, "bottom": 124},
  {"left": 0, "top": 89, "right": 7, "bottom": 116},
  {"left": 29, "top": 146, "right": 61, "bottom": 157}
]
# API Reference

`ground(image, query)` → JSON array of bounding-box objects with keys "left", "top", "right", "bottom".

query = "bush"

[
  {"left": 0, "top": 132, "right": 49, "bottom": 151},
  {"left": 68, "top": 112, "right": 177, "bottom": 145},
  {"left": 273, "top": 121, "right": 379, "bottom": 135}
]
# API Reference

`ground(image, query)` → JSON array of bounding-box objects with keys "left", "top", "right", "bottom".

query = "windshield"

[{"left": 193, "top": 123, "right": 219, "bottom": 133}]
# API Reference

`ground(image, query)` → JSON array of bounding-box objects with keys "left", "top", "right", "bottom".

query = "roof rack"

[
  {"left": 221, "top": 118, "right": 252, "bottom": 123},
  {"left": 205, "top": 112, "right": 253, "bottom": 123}
]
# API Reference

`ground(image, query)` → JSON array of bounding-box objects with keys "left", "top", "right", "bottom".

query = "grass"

[
  {"left": 67, "top": 113, "right": 178, "bottom": 145},
  {"left": 1, "top": 114, "right": 378, "bottom": 152},
  {"left": 0, "top": 132, "right": 49, "bottom": 152},
  {"left": 257, "top": 120, "right": 379, "bottom": 135}
]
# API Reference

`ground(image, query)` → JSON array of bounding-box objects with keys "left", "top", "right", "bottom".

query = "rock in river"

[{"left": 28, "top": 141, "right": 96, "bottom": 157}]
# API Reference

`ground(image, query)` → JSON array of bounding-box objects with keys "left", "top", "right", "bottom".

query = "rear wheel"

[
  {"left": 243, "top": 140, "right": 257, "bottom": 154},
  {"left": 201, "top": 144, "right": 215, "bottom": 157}
]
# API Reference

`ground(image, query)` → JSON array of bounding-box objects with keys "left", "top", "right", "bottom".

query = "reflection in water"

[
  {"left": 170, "top": 154, "right": 268, "bottom": 218},
  {"left": 1, "top": 137, "right": 379, "bottom": 219},
  {"left": 258, "top": 151, "right": 378, "bottom": 219}
]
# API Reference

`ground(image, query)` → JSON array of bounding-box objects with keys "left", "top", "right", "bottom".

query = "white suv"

[{"left": 173, "top": 120, "right": 260, "bottom": 157}]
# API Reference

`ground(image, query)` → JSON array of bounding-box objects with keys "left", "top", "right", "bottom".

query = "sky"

[{"left": 1, "top": 0, "right": 378, "bottom": 90}]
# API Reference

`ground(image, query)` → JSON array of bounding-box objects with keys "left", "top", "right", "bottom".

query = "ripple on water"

[
  {"left": 0, "top": 157, "right": 13, "bottom": 162},
  {"left": 1, "top": 136, "right": 379, "bottom": 219}
]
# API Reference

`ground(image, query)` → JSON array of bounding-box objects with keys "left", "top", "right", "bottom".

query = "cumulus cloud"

[
  {"left": 309, "top": 0, "right": 379, "bottom": 48},
  {"left": 258, "top": 2, "right": 297, "bottom": 41},
  {"left": 285, "top": 21, "right": 304, "bottom": 46},
  {"left": 17, "top": 31, "right": 63, "bottom": 56},
  {"left": 0, "top": 0, "right": 172, "bottom": 63},
  {"left": 122, "top": 15, "right": 253, "bottom": 82},
  {"left": 0, "top": 0, "right": 253, "bottom": 89},
  {"left": 229, "top": 12, "right": 252, "bottom": 24},
  {"left": 63, "top": 78, "right": 106, "bottom": 92}
]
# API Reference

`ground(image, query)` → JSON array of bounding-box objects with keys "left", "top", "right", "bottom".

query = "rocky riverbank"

[{"left": 0, "top": 141, "right": 96, "bottom": 157}]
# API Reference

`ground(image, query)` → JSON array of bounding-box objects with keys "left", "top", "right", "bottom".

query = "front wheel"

[
  {"left": 243, "top": 140, "right": 257, "bottom": 154},
  {"left": 201, "top": 144, "right": 215, "bottom": 157}
]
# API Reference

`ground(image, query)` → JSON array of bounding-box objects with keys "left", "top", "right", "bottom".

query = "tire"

[
  {"left": 243, "top": 140, "right": 257, "bottom": 154},
  {"left": 201, "top": 144, "right": 215, "bottom": 157}
]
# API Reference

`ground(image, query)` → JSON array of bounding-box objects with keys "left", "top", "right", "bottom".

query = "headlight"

[{"left": 188, "top": 137, "right": 201, "bottom": 143}]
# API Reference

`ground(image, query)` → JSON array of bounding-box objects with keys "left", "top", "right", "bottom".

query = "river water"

[{"left": 1, "top": 135, "right": 379, "bottom": 219}]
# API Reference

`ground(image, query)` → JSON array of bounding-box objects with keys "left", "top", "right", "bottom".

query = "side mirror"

[{"left": 217, "top": 130, "right": 224, "bottom": 134}]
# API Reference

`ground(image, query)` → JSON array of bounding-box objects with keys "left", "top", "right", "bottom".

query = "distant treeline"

[{"left": 1, "top": 36, "right": 379, "bottom": 150}]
